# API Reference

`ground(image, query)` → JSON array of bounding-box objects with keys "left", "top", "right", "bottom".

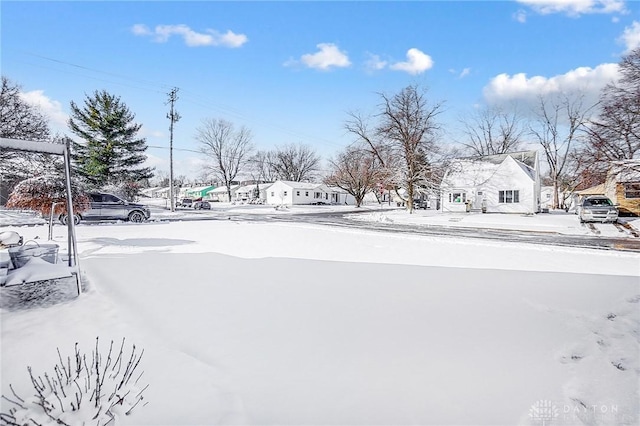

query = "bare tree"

[
  {"left": 344, "top": 111, "right": 389, "bottom": 166},
  {"left": 271, "top": 143, "right": 320, "bottom": 182},
  {"left": 377, "top": 85, "right": 444, "bottom": 212},
  {"left": 530, "top": 94, "right": 593, "bottom": 209},
  {"left": 324, "top": 146, "right": 380, "bottom": 207},
  {"left": 459, "top": 105, "right": 524, "bottom": 156},
  {"left": 0, "top": 76, "right": 57, "bottom": 204},
  {"left": 0, "top": 76, "right": 51, "bottom": 142},
  {"left": 583, "top": 48, "right": 640, "bottom": 178},
  {"left": 249, "top": 150, "right": 278, "bottom": 183},
  {"left": 344, "top": 112, "right": 396, "bottom": 200},
  {"left": 196, "top": 118, "right": 254, "bottom": 202}
]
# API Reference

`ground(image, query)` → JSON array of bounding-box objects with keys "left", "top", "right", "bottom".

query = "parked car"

[
  {"left": 413, "top": 200, "right": 429, "bottom": 209},
  {"left": 578, "top": 196, "right": 619, "bottom": 223},
  {"left": 177, "top": 198, "right": 194, "bottom": 208},
  {"left": 59, "top": 192, "right": 151, "bottom": 225},
  {"left": 193, "top": 200, "right": 211, "bottom": 210}
]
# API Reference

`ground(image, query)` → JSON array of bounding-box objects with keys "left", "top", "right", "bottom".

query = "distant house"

[
  {"left": 266, "top": 181, "right": 329, "bottom": 205},
  {"left": 327, "top": 186, "right": 357, "bottom": 205},
  {"left": 571, "top": 183, "right": 606, "bottom": 211},
  {"left": 184, "top": 185, "right": 216, "bottom": 199},
  {"left": 208, "top": 185, "right": 239, "bottom": 203},
  {"left": 541, "top": 185, "right": 573, "bottom": 211},
  {"left": 235, "top": 183, "right": 273, "bottom": 203},
  {"left": 440, "top": 150, "right": 541, "bottom": 214},
  {"left": 540, "top": 186, "right": 554, "bottom": 210},
  {"left": 604, "top": 160, "right": 640, "bottom": 216},
  {"left": 139, "top": 187, "right": 165, "bottom": 198},
  {"left": 265, "top": 181, "right": 356, "bottom": 206}
]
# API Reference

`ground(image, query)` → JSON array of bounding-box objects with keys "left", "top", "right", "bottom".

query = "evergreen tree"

[{"left": 68, "top": 90, "right": 153, "bottom": 187}]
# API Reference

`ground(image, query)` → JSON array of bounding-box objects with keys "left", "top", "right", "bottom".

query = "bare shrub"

[{"left": 1, "top": 337, "right": 148, "bottom": 425}]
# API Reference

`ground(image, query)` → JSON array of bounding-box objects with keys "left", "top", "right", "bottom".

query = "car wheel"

[
  {"left": 128, "top": 211, "right": 145, "bottom": 223},
  {"left": 59, "top": 214, "right": 81, "bottom": 225}
]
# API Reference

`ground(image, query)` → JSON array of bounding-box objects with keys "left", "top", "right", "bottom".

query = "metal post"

[
  {"left": 48, "top": 201, "right": 59, "bottom": 240},
  {"left": 63, "top": 141, "right": 82, "bottom": 295}
]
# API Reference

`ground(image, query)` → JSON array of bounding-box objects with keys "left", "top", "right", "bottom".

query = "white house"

[
  {"left": 208, "top": 185, "right": 240, "bottom": 203},
  {"left": 440, "top": 150, "right": 541, "bottom": 214},
  {"left": 327, "top": 186, "right": 357, "bottom": 205},
  {"left": 540, "top": 186, "right": 554, "bottom": 210},
  {"left": 265, "top": 181, "right": 329, "bottom": 205},
  {"left": 235, "top": 183, "right": 273, "bottom": 203},
  {"left": 264, "top": 181, "right": 356, "bottom": 206}
]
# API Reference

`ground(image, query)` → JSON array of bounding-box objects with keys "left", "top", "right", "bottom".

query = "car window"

[
  {"left": 585, "top": 198, "right": 612, "bottom": 206},
  {"left": 103, "top": 194, "right": 122, "bottom": 203},
  {"left": 90, "top": 193, "right": 102, "bottom": 203}
]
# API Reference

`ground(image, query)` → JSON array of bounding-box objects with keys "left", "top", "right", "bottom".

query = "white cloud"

[
  {"left": 483, "top": 63, "right": 619, "bottom": 108},
  {"left": 449, "top": 68, "right": 472, "bottom": 78},
  {"left": 19, "top": 90, "right": 68, "bottom": 133},
  {"left": 390, "top": 48, "right": 434, "bottom": 75},
  {"left": 513, "top": 9, "right": 528, "bottom": 23},
  {"left": 288, "top": 43, "right": 351, "bottom": 70},
  {"left": 619, "top": 21, "right": 640, "bottom": 53},
  {"left": 132, "top": 24, "right": 248, "bottom": 48},
  {"left": 365, "top": 53, "right": 388, "bottom": 72},
  {"left": 140, "top": 125, "right": 165, "bottom": 140},
  {"left": 516, "top": 0, "right": 626, "bottom": 16}
]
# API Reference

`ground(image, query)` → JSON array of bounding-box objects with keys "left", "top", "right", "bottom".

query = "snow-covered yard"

[{"left": 1, "top": 216, "right": 639, "bottom": 425}]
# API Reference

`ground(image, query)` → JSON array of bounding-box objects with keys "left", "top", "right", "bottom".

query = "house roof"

[
  {"left": 575, "top": 183, "right": 606, "bottom": 195},
  {"left": 444, "top": 150, "right": 538, "bottom": 187},
  {"left": 236, "top": 183, "right": 273, "bottom": 192},
  {"left": 274, "top": 180, "right": 325, "bottom": 190},
  {"left": 471, "top": 150, "right": 539, "bottom": 169},
  {"left": 186, "top": 185, "right": 216, "bottom": 192},
  {"left": 211, "top": 185, "right": 239, "bottom": 193}
]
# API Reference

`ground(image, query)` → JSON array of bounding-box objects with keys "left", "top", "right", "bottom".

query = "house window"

[
  {"left": 499, "top": 190, "right": 520, "bottom": 203},
  {"left": 624, "top": 183, "right": 640, "bottom": 199},
  {"left": 284, "top": 191, "right": 288, "bottom": 196},
  {"left": 315, "top": 192, "right": 321, "bottom": 199},
  {"left": 305, "top": 191, "right": 309, "bottom": 197},
  {"left": 325, "top": 193, "right": 328, "bottom": 199},
  {"left": 296, "top": 191, "right": 300, "bottom": 196},
  {"left": 448, "top": 192, "right": 466, "bottom": 203},
  {"left": 271, "top": 192, "right": 274, "bottom": 197}
]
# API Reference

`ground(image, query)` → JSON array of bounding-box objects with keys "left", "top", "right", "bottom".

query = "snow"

[{"left": 1, "top": 206, "right": 639, "bottom": 425}]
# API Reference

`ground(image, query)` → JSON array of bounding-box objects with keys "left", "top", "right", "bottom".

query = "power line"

[
  {"left": 13, "top": 51, "right": 349, "bottom": 151},
  {"left": 13, "top": 50, "right": 173, "bottom": 92}
]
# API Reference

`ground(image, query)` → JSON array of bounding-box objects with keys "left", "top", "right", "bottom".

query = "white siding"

[{"left": 441, "top": 153, "right": 540, "bottom": 214}]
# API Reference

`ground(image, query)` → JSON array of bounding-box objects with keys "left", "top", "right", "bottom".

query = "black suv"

[{"left": 59, "top": 192, "right": 151, "bottom": 224}]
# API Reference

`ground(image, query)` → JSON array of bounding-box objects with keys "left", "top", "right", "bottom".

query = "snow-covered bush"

[
  {"left": 0, "top": 337, "right": 148, "bottom": 425},
  {"left": 6, "top": 174, "right": 89, "bottom": 217}
]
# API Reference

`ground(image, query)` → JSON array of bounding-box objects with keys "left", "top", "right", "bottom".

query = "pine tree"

[{"left": 68, "top": 90, "right": 153, "bottom": 188}]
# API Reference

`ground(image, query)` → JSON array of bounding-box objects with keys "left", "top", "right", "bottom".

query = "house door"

[{"left": 473, "top": 190, "right": 485, "bottom": 210}]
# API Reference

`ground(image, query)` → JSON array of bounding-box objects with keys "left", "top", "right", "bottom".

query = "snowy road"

[{"left": 145, "top": 209, "right": 640, "bottom": 252}]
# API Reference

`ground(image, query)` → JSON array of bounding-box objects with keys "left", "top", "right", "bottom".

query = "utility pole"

[{"left": 166, "top": 87, "right": 181, "bottom": 212}]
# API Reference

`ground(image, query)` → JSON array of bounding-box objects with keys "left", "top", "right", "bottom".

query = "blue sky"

[{"left": 2, "top": 0, "right": 639, "bottom": 181}]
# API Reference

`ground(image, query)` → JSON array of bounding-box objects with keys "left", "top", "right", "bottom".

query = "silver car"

[
  {"left": 59, "top": 192, "right": 151, "bottom": 224},
  {"left": 578, "top": 196, "right": 618, "bottom": 223}
]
